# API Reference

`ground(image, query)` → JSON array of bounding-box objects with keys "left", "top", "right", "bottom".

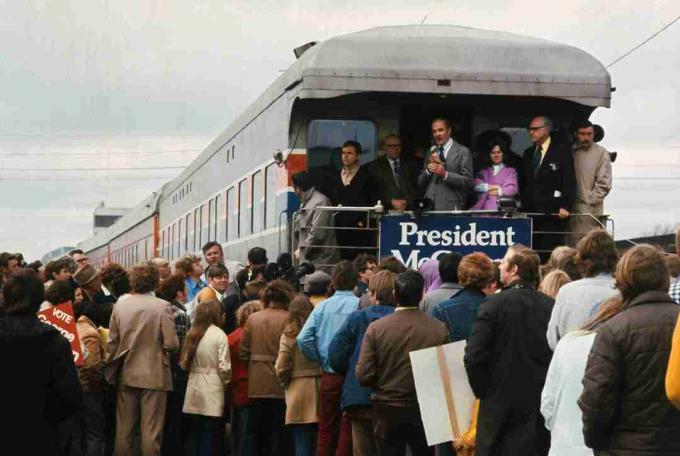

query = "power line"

[
  {"left": 607, "top": 13, "right": 680, "bottom": 68},
  {"left": 0, "top": 148, "right": 202, "bottom": 157},
  {"left": 0, "top": 176, "right": 176, "bottom": 181},
  {"left": 0, "top": 166, "right": 185, "bottom": 171}
]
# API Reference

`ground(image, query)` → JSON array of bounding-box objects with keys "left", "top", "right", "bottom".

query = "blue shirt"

[
  {"left": 297, "top": 290, "right": 359, "bottom": 373},
  {"left": 431, "top": 288, "right": 487, "bottom": 342},
  {"left": 185, "top": 277, "right": 207, "bottom": 302}
]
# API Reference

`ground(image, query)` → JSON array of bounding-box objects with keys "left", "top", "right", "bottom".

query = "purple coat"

[{"left": 471, "top": 165, "right": 518, "bottom": 210}]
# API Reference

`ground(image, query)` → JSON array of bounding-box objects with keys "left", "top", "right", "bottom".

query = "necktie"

[
  {"left": 532, "top": 146, "right": 542, "bottom": 175},
  {"left": 437, "top": 145, "right": 445, "bottom": 162},
  {"left": 393, "top": 159, "right": 401, "bottom": 177}
]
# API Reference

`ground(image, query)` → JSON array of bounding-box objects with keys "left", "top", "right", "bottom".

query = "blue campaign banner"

[{"left": 379, "top": 215, "right": 532, "bottom": 269}]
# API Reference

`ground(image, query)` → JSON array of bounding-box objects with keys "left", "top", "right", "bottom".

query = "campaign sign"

[
  {"left": 38, "top": 302, "right": 84, "bottom": 366},
  {"left": 380, "top": 215, "right": 532, "bottom": 269}
]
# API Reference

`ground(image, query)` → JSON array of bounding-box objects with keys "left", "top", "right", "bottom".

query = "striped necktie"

[
  {"left": 532, "top": 146, "right": 542, "bottom": 175},
  {"left": 437, "top": 145, "right": 445, "bottom": 162}
]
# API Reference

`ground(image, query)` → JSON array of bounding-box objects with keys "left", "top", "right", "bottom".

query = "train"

[{"left": 77, "top": 24, "right": 612, "bottom": 268}]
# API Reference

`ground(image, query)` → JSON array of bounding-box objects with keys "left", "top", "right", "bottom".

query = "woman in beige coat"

[
  {"left": 181, "top": 300, "right": 231, "bottom": 456},
  {"left": 276, "top": 294, "right": 322, "bottom": 456}
]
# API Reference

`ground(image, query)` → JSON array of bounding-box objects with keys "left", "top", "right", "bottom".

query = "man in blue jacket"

[
  {"left": 329, "top": 270, "right": 397, "bottom": 456},
  {"left": 297, "top": 261, "right": 359, "bottom": 456}
]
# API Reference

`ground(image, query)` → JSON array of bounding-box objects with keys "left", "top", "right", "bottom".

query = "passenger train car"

[{"left": 77, "top": 25, "right": 612, "bottom": 268}]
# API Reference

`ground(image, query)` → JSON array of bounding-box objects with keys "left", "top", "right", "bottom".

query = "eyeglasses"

[
  {"left": 385, "top": 144, "right": 402, "bottom": 148},
  {"left": 76, "top": 257, "right": 88, "bottom": 263},
  {"left": 527, "top": 125, "right": 546, "bottom": 132}
]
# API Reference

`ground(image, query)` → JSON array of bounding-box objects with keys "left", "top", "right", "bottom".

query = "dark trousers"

[
  {"left": 80, "top": 392, "right": 106, "bottom": 456},
  {"left": 162, "top": 387, "right": 191, "bottom": 456},
  {"left": 289, "top": 423, "right": 317, "bottom": 456},
  {"left": 317, "top": 373, "right": 352, "bottom": 456},
  {"left": 248, "top": 398, "right": 292, "bottom": 456},
  {"left": 232, "top": 406, "right": 256, "bottom": 456},
  {"left": 476, "top": 403, "right": 550, "bottom": 456},
  {"left": 187, "top": 414, "right": 222, "bottom": 456},
  {"left": 530, "top": 214, "right": 566, "bottom": 263},
  {"left": 373, "top": 405, "right": 432, "bottom": 456}
]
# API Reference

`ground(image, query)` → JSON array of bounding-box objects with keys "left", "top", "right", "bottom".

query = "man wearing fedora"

[
  {"left": 73, "top": 264, "right": 116, "bottom": 328},
  {"left": 108, "top": 263, "right": 178, "bottom": 456}
]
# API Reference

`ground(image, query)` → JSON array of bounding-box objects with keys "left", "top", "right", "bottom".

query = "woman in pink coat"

[{"left": 471, "top": 143, "right": 519, "bottom": 210}]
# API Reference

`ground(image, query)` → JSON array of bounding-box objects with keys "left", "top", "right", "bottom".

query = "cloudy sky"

[{"left": 1, "top": 0, "right": 679, "bottom": 260}]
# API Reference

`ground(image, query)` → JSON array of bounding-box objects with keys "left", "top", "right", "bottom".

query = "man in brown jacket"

[
  {"left": 356, "top": 270, "right": 448, "bottom": 456},
  {"left": 107, "top": 264, "right": 179, "bottom": 456}
]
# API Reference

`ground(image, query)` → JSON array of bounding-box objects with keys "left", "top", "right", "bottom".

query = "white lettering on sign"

[
  {"left": 398, "top": 222, "right": 516, "bottom": 248},
  {"left": 37, "top": 314, "right": 75, "bottom": 342},
  {"left": 51, "top": 307, "right": 74, "bottom": 324}
]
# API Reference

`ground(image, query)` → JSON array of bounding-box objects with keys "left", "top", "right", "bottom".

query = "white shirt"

[
  {"left": 541, "top": 331, "right": 596, "bottom": 456},
  {"left": 435, "top": 138, "right": 454, "bottom": 161}
]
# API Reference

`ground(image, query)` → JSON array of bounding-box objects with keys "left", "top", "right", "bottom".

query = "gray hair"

[{"left": 536, "top": 116, "right": 553, "bottom": 132}]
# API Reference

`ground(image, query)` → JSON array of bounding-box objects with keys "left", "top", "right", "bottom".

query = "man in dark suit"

[
  {"left": 521, "top": 116, "right": 576, "bottom": 261},
  {"left": 370, "top": 134, "right": 417, "bottom": 211},
  {"left": 417, "top": 118, "right": 474, "bottom": 210}
]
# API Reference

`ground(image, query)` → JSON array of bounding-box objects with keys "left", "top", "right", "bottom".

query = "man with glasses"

[
  {"left": 370, "top": 134, "right": 417, "bottom": 211},
  {"left": 521, "top": 116, "right": 576, "bottom": 262},
  {"left": 69, "top": 249, "right": 89, "bottom": 267},
  {"left": 352, "top": 253, "right": 377, "bottom": 297},
  {"left": 417, "top": 118, "right": 474, "bottom": 211}
]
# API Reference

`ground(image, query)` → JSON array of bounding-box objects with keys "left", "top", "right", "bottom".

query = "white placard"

[{"left": 410, "top": 340, "right": 476, "bottom": 446}]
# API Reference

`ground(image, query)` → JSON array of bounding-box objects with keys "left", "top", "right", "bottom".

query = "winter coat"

[
  {"left": 464, "top": 281, "right": 554, "bottom": 456},
  {"left": 228, "top": 327, "right": 249, "bottom": 408},
  {"left": 0, "top": 314, "right": 82, "bottom": 456},
  {"left": 294, "top": 187, "right": 340, "bottom": 266},
  {"left": 240, "top": 306, "right": 288, "bottom": 399},
  {"left": 328, "top": 304, "right": 395, "bottom": 409},
  {"left": 578, "top": 291, "right": 680, "bottom": 456},
  {"left": 75, "top": 315, "right": 105, "bottom": 392},
  {"left": 275, "top": 333, "right": 322, "bottom": 424},
  {"left": 183, "top": 324, "right": 231, "bottom": 417}
]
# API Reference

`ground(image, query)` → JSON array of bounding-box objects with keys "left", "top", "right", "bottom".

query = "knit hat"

[
  {"left": 303, "top": 270, "right": 331, "bottom": 296},
  {"left": 73, "top": 264, "right": 99, "bottom": 286}
]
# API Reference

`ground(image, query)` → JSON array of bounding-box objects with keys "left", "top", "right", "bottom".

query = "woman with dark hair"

[
  {"left": 181, "top": 299, "right": 231, "bottom": 456},
  {"left": 578, "top": 245, "right": 680, "bottom": 455},
  {"left": 240, "top": 279, "right": 294, "bottom": 454},
  {"left": 100, "top": 263, "right": 131, "bottom": 299},
  {"left": 276, "top": 294, "right": 322, "bottom": 456},
  {"left": 0, "top": 269, "right": 82, "bottom": 455},
  {"left": 471, "top": 143, "right": 518, "bottom": 210}
]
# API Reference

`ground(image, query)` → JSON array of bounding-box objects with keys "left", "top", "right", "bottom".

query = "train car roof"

[
  {"left": 78, "top": 189, "right": 163, "bottom": 252},
  {"left": 167, "top": 24, "right": 611, "bottom": 196},
  {"left": 290, "top": 25, "right": 612, "bottom": 107}
]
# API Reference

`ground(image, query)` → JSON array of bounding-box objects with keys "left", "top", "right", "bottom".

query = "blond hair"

[{"left": 538, "top": 270, "right": 571, "bottom": 299}]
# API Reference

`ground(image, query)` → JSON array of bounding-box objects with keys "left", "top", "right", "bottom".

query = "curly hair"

[
  {"left": 175, "top": 254, "right": 201, "bottom": 277},
  {"left": 129, "top": 263, "right": 159, "bottom": 294},
  {"left": 236, "top": 300, "right": 264, "bottom": 327},
  {"left": 458, "top": 252, "right": 495, "bottom": 291},
  {"left": 100, "top": 263, "right": 130, "bottom": 298},
  {"left": 284, "top": 294, "right": 314, "bottom": 338}
]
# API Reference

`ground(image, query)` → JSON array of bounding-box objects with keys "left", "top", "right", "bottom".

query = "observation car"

[{"left": 77, "top": 24, "right": 612, "bottom": 267}]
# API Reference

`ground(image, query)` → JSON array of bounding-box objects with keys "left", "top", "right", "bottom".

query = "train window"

[
  {"left": 227, "top": 188, "right": 237, "bottom": 242},
  {"left": 208, "top": 199, "right": 214, "bottom": 242},
  {"left": 238, "top": 179, "right": 248, "bottom": 237},
  {"left": 232, "top": 146, "right": 235, "bottom": 160},
  {"left": 252, "top": 170, "right": 263, "bottom": 234},
  {"left": 307, "top": 119, "right": 377, "bottom": 173},
  {"left": 170, "top": 223, "right": 175, "bottom": 260},
  {"left": 161, "top": 230, "right": 165, "bottom": 258},
  {"left": 202, "top": 204, "right": 209, "bottom": 246},
  {"left": 184, "top": 214, "right": 190, "bottom": 254},
  {"left": 178, "top": 219, "right": 183, "bottom": 258},
  {"left": 265, "top": 164, "right": 277, "bottom": 229},
  {"left": 194, "top": 208, "right": 200, "bottom": 252},
  {"left": 216, "top": 193, "right": 226, "bottom": 243},
  {"left": 145, "top": 239, "right": 149, "bottom": 260},
  {"left": 213, "top": 196, "right": 219, "bottom": 242}
]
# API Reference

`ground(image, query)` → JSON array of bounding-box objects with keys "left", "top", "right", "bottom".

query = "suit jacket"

[
  {"left": 107, "top": 293, "right": 179, "bottom": 391},
  {"left": 417, "top": 140, "right": 474, "bottom": 210},
  {"left": 369, "top": 155, "right": 417, "bottom": 209},
  {"left": 521, "top": 139, "right": 576, "bottom": 213},
  {"left": 294, "top": 187, "right": 340, "bottom": 266},
  {"left": 328, "top": 165, "right": 378, "bottom": 226}
]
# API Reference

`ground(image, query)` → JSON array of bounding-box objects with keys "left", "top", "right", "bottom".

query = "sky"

[{"left": 1, "top": 0, "right": 679, "bottom": 260}]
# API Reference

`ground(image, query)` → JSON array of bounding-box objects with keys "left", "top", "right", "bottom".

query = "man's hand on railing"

[{"left": 558, "top": 208, "right": 570, "bottom": 219}]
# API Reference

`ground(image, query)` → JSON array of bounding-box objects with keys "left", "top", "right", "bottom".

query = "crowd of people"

[
  {"left": 1, "top": 226, "right": 680, "bottom": 456},
  {"left": 294, "top": 116, "right": 613, "bottom": 264}
]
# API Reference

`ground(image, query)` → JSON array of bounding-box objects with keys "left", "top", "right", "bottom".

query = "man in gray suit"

[
  {"left": 108, "top": 263, "right": 179, "bottom": 456},
  {"left": 417, "top": 118, "right": 474, "bottom": 210}
]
